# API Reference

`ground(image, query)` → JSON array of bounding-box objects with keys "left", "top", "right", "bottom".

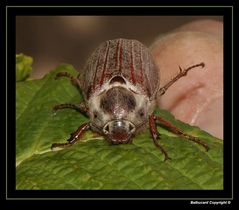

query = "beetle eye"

[
  {"left": 93, "top": 111, "right": 98, "bottom": 119},
  {"left": 138, "top": 109, "right": 145, "bottom": 117}
]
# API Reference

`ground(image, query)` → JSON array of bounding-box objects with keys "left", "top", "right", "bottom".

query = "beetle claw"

[{"left": 164, "top": 156, "right": 172, "bottom": 162}]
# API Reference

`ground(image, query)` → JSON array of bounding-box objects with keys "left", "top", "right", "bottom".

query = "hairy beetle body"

[
  {"left": 52, "top": 38, "right": 208, "bottom": 161},
  {"left": 81, "top": 39, "right": 159, "bottom": 143}
]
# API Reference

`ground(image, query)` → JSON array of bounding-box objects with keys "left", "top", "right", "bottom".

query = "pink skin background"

[{"left": 150, "top": 20, "right": 223, "bottom": 139}]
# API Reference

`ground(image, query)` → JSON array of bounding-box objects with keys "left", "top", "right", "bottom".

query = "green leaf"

[
  {"left": 16, "top": 53, "right": 33, "bottom": 82},
  {"left": 16, "top": 64, "right": 223, "bottom": 190}
]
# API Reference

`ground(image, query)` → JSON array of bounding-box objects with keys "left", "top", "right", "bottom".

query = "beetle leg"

[
  {"left": 55, "top": 71, "right": 81, "bottom": 87},
  {"left": 154, "top": 115, "right": 209, "bottom": 151},
  {"left": 53, "top": 102, "right": 88, "bottom": 116},
  {"left": 51, "top": 122, "right": 90, "bottom": 150},
  {"left": 149, "top": 115, "right": 171, "bottom": 161},
  {"left": 158, "top": 62, "right": 205, "bottom": 96}
]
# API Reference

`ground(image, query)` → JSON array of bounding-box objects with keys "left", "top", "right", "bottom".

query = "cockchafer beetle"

[{"left": 51, "top": 38, "right": 208, "bottom": 161}]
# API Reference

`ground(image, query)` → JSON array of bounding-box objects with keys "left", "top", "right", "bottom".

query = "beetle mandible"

[{"left": 51, "top": 38, "right": 208, "bottom": 161}]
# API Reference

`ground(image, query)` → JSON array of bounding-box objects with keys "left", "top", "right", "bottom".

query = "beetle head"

[
  {"left": 102, "top": 119, "right": 135, "bottom": 144},
  {"left": 88, "top": 85, "right": 156, "bottom": 144}
]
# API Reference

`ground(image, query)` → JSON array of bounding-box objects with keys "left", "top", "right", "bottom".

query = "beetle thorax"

[{"left": 87, "top": 79, "right": 156, "bottom": 135}]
